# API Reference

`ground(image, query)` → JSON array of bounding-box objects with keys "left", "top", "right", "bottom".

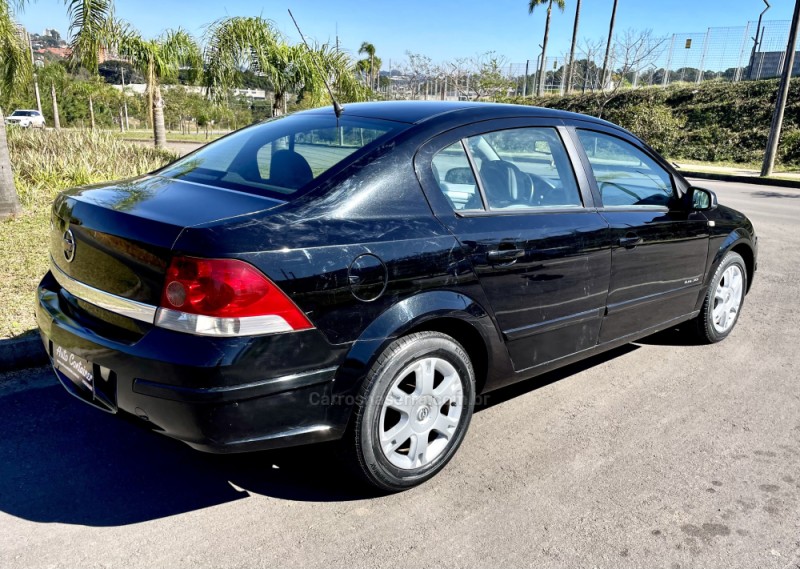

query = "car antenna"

[{"left": 288, "top": 9, "right": 343, "bottom": 119}]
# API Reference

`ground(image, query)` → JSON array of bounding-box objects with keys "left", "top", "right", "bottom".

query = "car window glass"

[
  {"left": 431, "top": 141, "right": 484, "bottom": 211},
  {"left": 158, "top": 115, "right": 400, "bottom": 201},
  {"left": 466, "top": 127, "right": 582, "bottom": 210},
  {"left": 577, "top": 130, "right": 674, "bottom": 208}
]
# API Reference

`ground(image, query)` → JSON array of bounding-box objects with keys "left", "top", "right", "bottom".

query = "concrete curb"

[
  {"left": 0, "top": 334, "right": 48, "bottom": 372},
  {"left": 682, "top": 170, "right": 800, "bottom": 189}
]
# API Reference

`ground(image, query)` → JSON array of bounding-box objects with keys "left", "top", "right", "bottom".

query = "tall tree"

[
  {"left": 205, "top": 16, "right": 365, "bottom": 117},
  {"left": 114, "top": 27, "right": 202, "bottom": 147},
  {"left": 600, "top": 0, "right": 619, "bottom": 90},
  {"left": 359, "top": 41, "right": 377, "bottom": 91},
  {"left": 529, "top": 0, "right": 566, "bottom": 96},
  {"left": 566, "top": 0, "right": 582, "bottom": 93}
]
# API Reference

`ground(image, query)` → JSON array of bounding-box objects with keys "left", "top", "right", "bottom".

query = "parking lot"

[{"left": 1, "top": 179, "right": 798, "bottom": 569}]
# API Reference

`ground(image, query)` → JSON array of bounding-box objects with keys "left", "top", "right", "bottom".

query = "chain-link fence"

[{"left": 504, "top": 18, "right": 799, "bottom": 96}]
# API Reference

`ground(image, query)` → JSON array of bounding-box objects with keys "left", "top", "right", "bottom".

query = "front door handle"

[
  {"left": 487, "top": 248, "right": 525, "bottom": 263},
  {"left": 619, "top": 233, "right": 643, "bottom": 248}
]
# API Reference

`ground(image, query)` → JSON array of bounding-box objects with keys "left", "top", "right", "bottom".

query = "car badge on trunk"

[{"left": 63, "top": 229, "right": 76, "bottom": 263}]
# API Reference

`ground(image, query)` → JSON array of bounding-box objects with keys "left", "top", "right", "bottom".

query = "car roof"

[
  {"left": 301, "top": 100, "right": 620, "bottom": 129},
  {"left": 13, "top": 109, "right": 40, "bottom": 113}
]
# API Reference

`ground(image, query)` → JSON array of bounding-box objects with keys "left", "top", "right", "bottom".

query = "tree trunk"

[
  {"left": 273, "top": 91, "right": 285, "bottom": 117},
  {"left": 0, "top": 109, "right": 21, "bottom": 219},
  {"left": 537, "top": 0, "right": 554, "bottom": 96},
  {"left": 51, "top": 83, "right": 61, "bottom": 130},
  {"left": 152, "top": 85, "right": 167, "bottom": 148},
  {"left": 601, "top": 0, "right": 619, "bottom": 91},
  {"left": 566, "top": 0, "right": 582, "bottom": 94},
  {"left": 88, "top": 96, "right": 95, "bottom": 130}
]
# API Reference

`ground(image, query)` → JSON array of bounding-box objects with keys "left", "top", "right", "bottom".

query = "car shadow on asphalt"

[
  {"left": 0, "top": 328, "right": 700, "bottom": 527},
  {"left": 753, "top": 191, "right": 800, "bottom": 199}
]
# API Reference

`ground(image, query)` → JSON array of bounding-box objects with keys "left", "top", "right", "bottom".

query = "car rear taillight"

[{"left": 154, "top": 256, "right": 313, "bottom": 337}]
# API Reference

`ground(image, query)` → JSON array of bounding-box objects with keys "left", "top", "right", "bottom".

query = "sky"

[{"left": 14, "top": 0, "right": 798, "bottom": 68}]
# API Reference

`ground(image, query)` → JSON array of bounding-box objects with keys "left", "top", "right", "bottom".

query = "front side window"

[
  {"left": 466, "top": 127, "right": 582, "bottom": 210},
  {"left": 158, "top": 114, "right": 401, "bottom": 201},
  {"left": 576, "top": 130, "right": 674, "bottom": 208}
]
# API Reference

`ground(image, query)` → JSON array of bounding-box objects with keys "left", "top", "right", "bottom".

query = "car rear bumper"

[{"left": 36, "top": 271, "right": 351, "bottom": 453}]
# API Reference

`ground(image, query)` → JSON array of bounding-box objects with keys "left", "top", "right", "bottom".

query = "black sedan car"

[{"left": 37, "top": 102, "right": 757, "bottom": 491}]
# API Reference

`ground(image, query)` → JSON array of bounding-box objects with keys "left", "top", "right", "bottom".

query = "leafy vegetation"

[
  {"left": 0, "top": 129, "right": 176, "bottom": 338},
  {"left": 511, "top": 79, "right": 800, "bottom": 167}
]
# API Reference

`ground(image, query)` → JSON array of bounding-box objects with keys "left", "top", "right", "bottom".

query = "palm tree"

[
  {"left": 38, "top": 63, "right": 67, "bottom": 129},
  {"left": 205, "top": 16, "right": 365, "bottom": 117},
  {"left": 0, "top": 0, "right": 31, "bottom": 217},
  {"left": 114, "top": 27, "right": 202, "bottom": 148},
  {"left": 600, "top": 0, "right": 619, "bottom": 90},
  {"left": 0, "top": 0, "right": 111, "bottom": 219},
  {"left": 359, "top": 41, "right": 377, "bottom": 91},
  {"left": 529, "top": 0, "right": 566, "bottom": 97},
  {"left": 566, "top": 0, "right": 582, "bottom": 93}
]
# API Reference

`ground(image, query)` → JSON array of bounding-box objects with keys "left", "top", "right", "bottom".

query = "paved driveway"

[{"left": 1, "top": 180, "right": 798, "bottom": 569}]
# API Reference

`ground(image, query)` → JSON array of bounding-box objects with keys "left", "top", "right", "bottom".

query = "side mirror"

[{"left": 689, "top": 186, "right": 718, "bottom": 211}]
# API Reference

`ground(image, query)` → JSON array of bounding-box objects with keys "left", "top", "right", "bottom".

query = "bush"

[
  {"left": 607, "top": 103, "right": 684, "bottom": 155},
  {"left": 508, "top": 79, "right": 800, "bottom": 168},
  {"left": 7, "top": 128, "right": 176, "bottom": 209}
]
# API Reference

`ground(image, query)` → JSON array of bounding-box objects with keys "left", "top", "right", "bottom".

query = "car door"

[
  {"left": 417, "top": 119, "right": 612, "bottom": 373},
  {"left": 571, "top": 126, "right": 710, "bottom": 342}
]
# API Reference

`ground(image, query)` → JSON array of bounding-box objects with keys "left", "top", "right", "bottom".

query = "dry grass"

[{"left": 0, "top": 128, "right": 177, "bottom": 338}]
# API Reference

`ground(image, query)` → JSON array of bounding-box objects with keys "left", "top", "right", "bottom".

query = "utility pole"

[
  {"left": 28, "top": 32, "right": 42, "bottom": 115},
  {"left": 600, "top": 0, "right": 619, "bottom": 91},
  {"left": 761, "top": 0, "right": 800, "bottom": 176},
  {"left": 120, "top": 66, "right": 129, "bottom": 131},
  {"left": 523, "top": 59, "right": 529, "bottom": 97},
  {"left": 749, "top": 0, "right": 771, "bottom": 80}
]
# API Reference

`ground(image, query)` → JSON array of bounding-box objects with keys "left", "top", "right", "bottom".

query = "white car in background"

[{"left": 5, "top": 109, "right": 46, "bottom": 128}]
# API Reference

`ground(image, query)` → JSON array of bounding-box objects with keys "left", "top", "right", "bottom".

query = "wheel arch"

[
  {"left": 730, "top": 241, "right": 755, "bottom": 293},
  {"left": 696, "top": 229, "right": 755, "bottom": 312},
  {"left": 332, "top": 290, "right": 508, "bottom": 401}
]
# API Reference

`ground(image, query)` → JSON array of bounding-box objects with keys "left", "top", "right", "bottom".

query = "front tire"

[
  {"left": 346, "top": 331, "right": 475, "bottom": 492},
  {"left": 694, "top": 251, "right": 747, "bottom": 343}
]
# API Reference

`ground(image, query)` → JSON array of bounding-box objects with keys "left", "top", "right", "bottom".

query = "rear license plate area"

[{"left": 52, "top": 344, "right": 117, "bottom": 412}]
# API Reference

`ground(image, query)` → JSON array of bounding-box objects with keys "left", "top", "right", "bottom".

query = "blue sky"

[{"left": 14, "top": 0, "right": 797, "bottom": 67}]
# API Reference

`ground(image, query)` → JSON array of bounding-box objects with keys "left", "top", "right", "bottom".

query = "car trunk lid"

[{"left": 50, "top": 175, "right": 284, "bottom": 310}]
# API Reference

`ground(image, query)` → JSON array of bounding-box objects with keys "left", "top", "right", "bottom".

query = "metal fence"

[{"left": 506, "top": 18, "right": 800, "bottom": 96}]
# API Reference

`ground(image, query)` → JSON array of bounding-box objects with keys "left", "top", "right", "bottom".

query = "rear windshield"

[{"left": 157, "top": 113, "right": 402, "bottom": 201}]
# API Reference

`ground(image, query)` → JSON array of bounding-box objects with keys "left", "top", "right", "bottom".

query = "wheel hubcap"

[
  {"left": 712, "top": 265, "right": 744, "bottom": 333},
  {"left": 378, "top": 357, "right": 464, "bottom": 470}
]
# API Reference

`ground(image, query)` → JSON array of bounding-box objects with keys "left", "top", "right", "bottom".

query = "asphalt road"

[{"left": 1, "top": 179, "right": 798, "bottom": 569}]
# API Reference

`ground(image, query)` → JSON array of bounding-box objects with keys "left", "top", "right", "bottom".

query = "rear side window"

[
  {"left": 576, "top": 130, "right": 674, "bottom": 208},
  {"left": 158, "top": 114, "right": 401, "bottom": 201},
  {"left": 431, "top": 142, "right": 483, "bottom": 210},
  {"left": 468, "top": 128, "right": 582, "bottom": 210}
]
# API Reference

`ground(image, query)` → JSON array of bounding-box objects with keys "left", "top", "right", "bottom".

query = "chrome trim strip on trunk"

[{"left": 50, "top": 257, "right": 158, "bottom": 323}]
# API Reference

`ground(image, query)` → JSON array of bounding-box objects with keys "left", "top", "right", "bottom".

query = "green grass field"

[{"left": 0, "top": 128, "right": 176, "bottom": 338}]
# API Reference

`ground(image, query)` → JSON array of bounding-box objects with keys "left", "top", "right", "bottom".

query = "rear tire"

[
  {"left": 345, "top": 331, "right": 475, "bottom": 492},
  {"left": 694, "top": 251, "right": 747, "bottom": 343}
]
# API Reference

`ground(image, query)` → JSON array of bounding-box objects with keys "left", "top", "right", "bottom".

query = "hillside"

[{"left": 513, "top": 79, "right": 800, "bottom": 168}]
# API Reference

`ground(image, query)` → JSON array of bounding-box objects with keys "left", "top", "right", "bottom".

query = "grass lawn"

[
  {"left": 117, "top": 128, "right": 232, "bottom": 143},
  {"left": 0, "top": 128, "right": 176, "bottom": 339}
]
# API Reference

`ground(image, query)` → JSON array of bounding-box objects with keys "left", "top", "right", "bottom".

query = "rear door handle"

[
  {"left": 619, "top": 234, "right": 643, "bottom": 248},
  {"left": 487, "top": 248, "right": 525, "bottom": 263}
]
